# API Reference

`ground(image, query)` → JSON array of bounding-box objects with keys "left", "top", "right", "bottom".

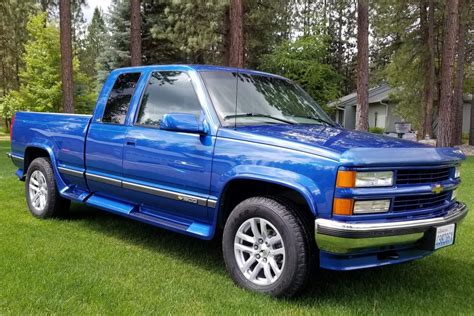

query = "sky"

[{"left": 83, "top": 0, "right": 112, "bottom": 22}]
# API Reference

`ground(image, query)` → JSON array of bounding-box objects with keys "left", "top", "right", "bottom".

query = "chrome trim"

[
  {"left": 207, "top": 199, "right": 217, "bottom": 208},
  {"left": 122, "top": 181, "right": 210, "bottom": 207},
  {"left": 86, "top": 172, "right": 122, "bottom": 187},
  {"left": 84, "top": 172, "right": 216, "bottom": 208},
  {"left": 315, "top": 202, "right": 467, "bottom": 254},
  {"left": 58, "top": 166, "right": 84, "bottom": 177},
  {"left": 8, "top": 153, "right": 24, "bottom": 164},
  {"left": 316, "top": 232, "right": 425, "bottom": 254}
]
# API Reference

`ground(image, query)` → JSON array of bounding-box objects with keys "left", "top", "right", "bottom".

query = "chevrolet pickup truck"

[{"left": 8, "top": 65, "right": 467, "bottom": 297}]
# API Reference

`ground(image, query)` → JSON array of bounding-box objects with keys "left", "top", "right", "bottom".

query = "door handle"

[{"left": 125, "top": 138, "right": 136, "bottom": 147}]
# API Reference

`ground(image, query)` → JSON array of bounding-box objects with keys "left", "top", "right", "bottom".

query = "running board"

[
  {"left": 83, "top": 194, "right": 213, "bottom": 239},
  {"left": 86, "top": 194, "right": 136, "bottom": 215}
]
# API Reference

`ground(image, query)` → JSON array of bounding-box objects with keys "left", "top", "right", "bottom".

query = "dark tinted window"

[
  {"left": 102, "top": 72, "right": 141, "bottom": 124},
  {"left": 136, "top": 71, "right": 202, "bottom": 127}
]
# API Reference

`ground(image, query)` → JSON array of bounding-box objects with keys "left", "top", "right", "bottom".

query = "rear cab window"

[{"left": 102, "top": 72, "right": 142, "bottom": 124}]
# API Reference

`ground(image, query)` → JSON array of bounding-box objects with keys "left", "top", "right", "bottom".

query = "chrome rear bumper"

[{"left": 315, "top": 202, "right": 468, "bottom": 254}]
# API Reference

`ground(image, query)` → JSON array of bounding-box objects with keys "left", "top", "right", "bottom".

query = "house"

[{"left": 329, "top": 83, "right": 473, "bottom": 134}]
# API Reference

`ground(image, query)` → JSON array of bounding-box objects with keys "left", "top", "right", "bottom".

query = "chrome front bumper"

[{"left": 315, "top": 202, "right": 468, "bottom": 254}]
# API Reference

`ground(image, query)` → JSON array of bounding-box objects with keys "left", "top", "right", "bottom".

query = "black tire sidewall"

[
  {"left": 222, "top": 197, "right": 306, "bottom": 296},
  {"left": 25, "top": 158, "right": 58, "bottom": 218}
]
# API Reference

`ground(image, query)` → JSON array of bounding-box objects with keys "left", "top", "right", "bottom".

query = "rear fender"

[{"left": 23, "top": 143, "right": 68, "bottom": 193}]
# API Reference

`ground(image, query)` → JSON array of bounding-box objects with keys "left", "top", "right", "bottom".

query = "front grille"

[
  {"left": 396, "top": 167, "right": 451, "bottom": 185},
  {"left": 393, "top": 191, "right": 451, "bottom": 212}
]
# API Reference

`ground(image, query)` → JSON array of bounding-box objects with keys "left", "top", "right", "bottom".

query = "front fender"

[{"left": 219, "top": 165, "right": 320, "bottom": 216}]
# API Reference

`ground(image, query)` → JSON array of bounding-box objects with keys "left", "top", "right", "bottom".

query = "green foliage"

[
  {"left": 385, "top": 41, "right": 424, "bottom": 131},
  {"left": 79, "top": 7, "right": 106, "bottom": 92},
  {"left": 0, "top": 13, "right": 95, "bottom": 116},
  {"left": 259, "top": 35, "right": 341, "bottom": 107},
  {"left": 369, "top": 127, "right": 384, "bottom": 134},
  {"left": 161, "top": 0, "right": 227, "bottom": 64}
]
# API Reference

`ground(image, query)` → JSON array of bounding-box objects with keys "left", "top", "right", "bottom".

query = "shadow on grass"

[{"left": 65, "top": 202, "right": 471, "bottom": 310}]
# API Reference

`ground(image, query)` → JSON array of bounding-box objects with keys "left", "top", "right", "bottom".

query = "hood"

[
  {"left": 233, "top": 124, "right": 427, "bottom": 153},
  {"left": 218, "top": 124, "right": 465, "bottom": 166}
]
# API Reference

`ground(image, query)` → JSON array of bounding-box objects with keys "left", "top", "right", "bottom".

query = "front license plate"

[{"left": 434, "top": 224, "right": 455, "bottom": 250}]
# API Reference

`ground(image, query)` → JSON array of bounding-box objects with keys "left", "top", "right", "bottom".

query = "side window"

[
  {"left": 136, "top": 71, "right": 202, "bottom": 127},
  {"left": 102, "top": 72, "right": 141, "bottom": 124}
]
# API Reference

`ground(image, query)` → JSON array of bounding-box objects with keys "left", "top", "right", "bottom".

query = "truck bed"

[{"left": 11, "top": 112, "right": 92, "bottom": 174}]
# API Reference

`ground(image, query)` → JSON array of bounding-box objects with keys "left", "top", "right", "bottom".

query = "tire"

[
  {"left": 25, "top": 157, "right": 70, "bottom": 218},
  {"left": 222, "top": 196, "right": 311, "bottom": 298}
]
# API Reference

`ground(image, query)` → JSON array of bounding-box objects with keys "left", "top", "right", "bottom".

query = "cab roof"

[{"left": 111, "top": 64, "right": 286, "bottom": 80}]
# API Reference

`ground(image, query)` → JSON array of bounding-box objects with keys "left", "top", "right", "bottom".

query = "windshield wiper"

[
  {"left": 289, "top": 115, "right": 336, "bottom": 127},
  {"left": 224, "top": 113, "right": 295, "bottom": 125}
]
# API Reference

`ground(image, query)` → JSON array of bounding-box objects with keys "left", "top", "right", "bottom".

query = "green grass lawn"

[{"left": 0, "top": 139, "right": 473, "bottom": 314}]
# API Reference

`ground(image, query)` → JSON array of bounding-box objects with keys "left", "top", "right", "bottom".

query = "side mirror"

[{"left": 160, "top": 113, "right": 208, "bottom": 134}]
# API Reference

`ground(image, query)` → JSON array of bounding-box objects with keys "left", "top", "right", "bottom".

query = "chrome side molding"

[
  {"left": 58, "top": 166, "right": 84, "bottom": 178},
  {"left": 84, "top": 171, "right": 217, "bottom": 208}
]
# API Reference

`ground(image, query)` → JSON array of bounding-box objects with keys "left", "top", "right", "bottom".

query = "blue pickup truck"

[{"left": 8, "top": 65, "right": 467, "bottom": 297}]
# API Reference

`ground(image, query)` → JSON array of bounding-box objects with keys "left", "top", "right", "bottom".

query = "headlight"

[
  {"left": 454, "top": 166, "right": 460, "bottom": 179},
  {"left": 336, "top": 170, "right": 394, "bottom": 188},
  {"left": 353, "top": 199, "right": 391, "bottom": 214},
  {"left": 355, "top": 171, "right": 393, "bottom": 187}
]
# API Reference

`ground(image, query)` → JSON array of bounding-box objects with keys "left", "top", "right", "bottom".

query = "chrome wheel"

[
  {"left": 234, "top": 217, "right": 285, "bottom": 286},
  {"left": 29, "top": 170, "right": 48, "bottom": 212}
]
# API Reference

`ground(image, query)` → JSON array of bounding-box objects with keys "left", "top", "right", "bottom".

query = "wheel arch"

[
  {"left": 216, "top": 175, "right": 318, "bottom": 231},
  {"left": 23, "top": 144, "right": 67, "bottom": 191}
]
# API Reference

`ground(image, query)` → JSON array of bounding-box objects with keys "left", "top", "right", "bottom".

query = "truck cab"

[{"left": 9, "top": 65, "right": 468, "bottom": 297}]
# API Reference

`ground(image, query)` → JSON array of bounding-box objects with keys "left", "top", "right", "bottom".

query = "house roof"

[
  {"left": 328, "top": 83, "right": 392, "bottom": 108},
  {"left": 329, "top": 83, "right": 473, "bottom": 109}
]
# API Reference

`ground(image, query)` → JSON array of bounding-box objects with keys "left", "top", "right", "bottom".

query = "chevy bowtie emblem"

[{"left": 432, "top": 184, "right": 444, "bottom": 194}]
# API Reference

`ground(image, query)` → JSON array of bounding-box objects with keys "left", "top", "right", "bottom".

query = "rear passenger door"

[
  {"left": 121, "top": 71, "right": 214, "bottom": 222},
  {"left": 85, "top": 72, "right": 142, "bottom": 198}
]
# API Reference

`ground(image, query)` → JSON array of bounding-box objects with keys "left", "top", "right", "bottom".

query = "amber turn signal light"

[
  {"left": 333, "top": 198, "right": 354, "bottom": 215},
  {"left": 336, "top": 170, "right": 356, "bottom": 188}
]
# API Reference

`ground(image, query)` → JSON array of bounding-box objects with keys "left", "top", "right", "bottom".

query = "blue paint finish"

[
  {"left": 10, "top": 64, "right": 467, "bottom": 272},
  {"left": 319, "top": 248, "right": 433, "bottom": 271}
]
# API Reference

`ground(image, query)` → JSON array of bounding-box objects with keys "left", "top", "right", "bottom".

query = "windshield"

[{"left": 200, "top": 71, "right": 334, "bottom": 127}]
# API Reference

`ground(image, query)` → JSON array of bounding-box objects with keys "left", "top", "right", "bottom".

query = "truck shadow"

[{"left": 66, "top": 203, "right": 472, "bottom": 312}]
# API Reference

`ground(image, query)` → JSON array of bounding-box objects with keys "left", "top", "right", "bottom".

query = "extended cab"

[{"left": 8, "top": 65, "right": 467, "bottom": 297}]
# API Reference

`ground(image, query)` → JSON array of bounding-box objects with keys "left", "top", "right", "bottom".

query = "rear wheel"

[
  {"left": 25, "top": 157, "right": 70, "bottom": 218},
  {"left": 222, "top": 196, "right": 311, "bottom": 297}
]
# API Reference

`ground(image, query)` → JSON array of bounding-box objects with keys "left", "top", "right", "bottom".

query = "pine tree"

[
  {"left": 130, "top": 0, "right": 142, "bottom": 66},
  {"left": 59, "top": 0, "right": 74, "bottom": 113},
  {"left": 227, "top": 0, "right": 244, "bottom": 67},
  {"left": 437, "top": 0, "right": 460, "bottom": 147},
  {"left": 355, "top": 0, "right": 369, "bottom": 131},
  {"left": 80, "top": 7, "right": 106, "bottom": 88}
]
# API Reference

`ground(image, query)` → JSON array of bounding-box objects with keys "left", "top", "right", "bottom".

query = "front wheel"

[{"left": 222, "top": 197, "right": 311, "bottom": 298}]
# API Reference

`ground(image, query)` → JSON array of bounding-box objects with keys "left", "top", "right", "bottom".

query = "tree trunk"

[
  {"left": 355, "top": 0, "right": 369, "bottom": 131},
  {"left": 130, "top": 0, "right": 142, "bottom": 66},
  {"left": 59, "top": 0, "right": 74, "bottom": 113},
  {"left": 437, "top": 0, "right": 459, "bottom": 147},
  {"left": 223, "top": 7, "right": 231, "bottom": 66},
  {"left": 421, "top": 0, "right": 435, "bottom": 139},
  {"left": 469, "top": 93, "right": 474, "bottom": 145},
  {"left": 452, "top": 0, "right": 467, "bottom": 145},
  {"left": 228, "top": 0, "right": 245, "bottom": 68}
]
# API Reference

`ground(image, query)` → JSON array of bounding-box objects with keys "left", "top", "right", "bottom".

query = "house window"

[{"left": 374, "top": 111, "right": 378, "bottom": 127}]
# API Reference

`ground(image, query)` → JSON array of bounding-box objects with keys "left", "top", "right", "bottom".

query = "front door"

[{"left": 122, "top": 71, "right": 214, "bottom": 222}]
